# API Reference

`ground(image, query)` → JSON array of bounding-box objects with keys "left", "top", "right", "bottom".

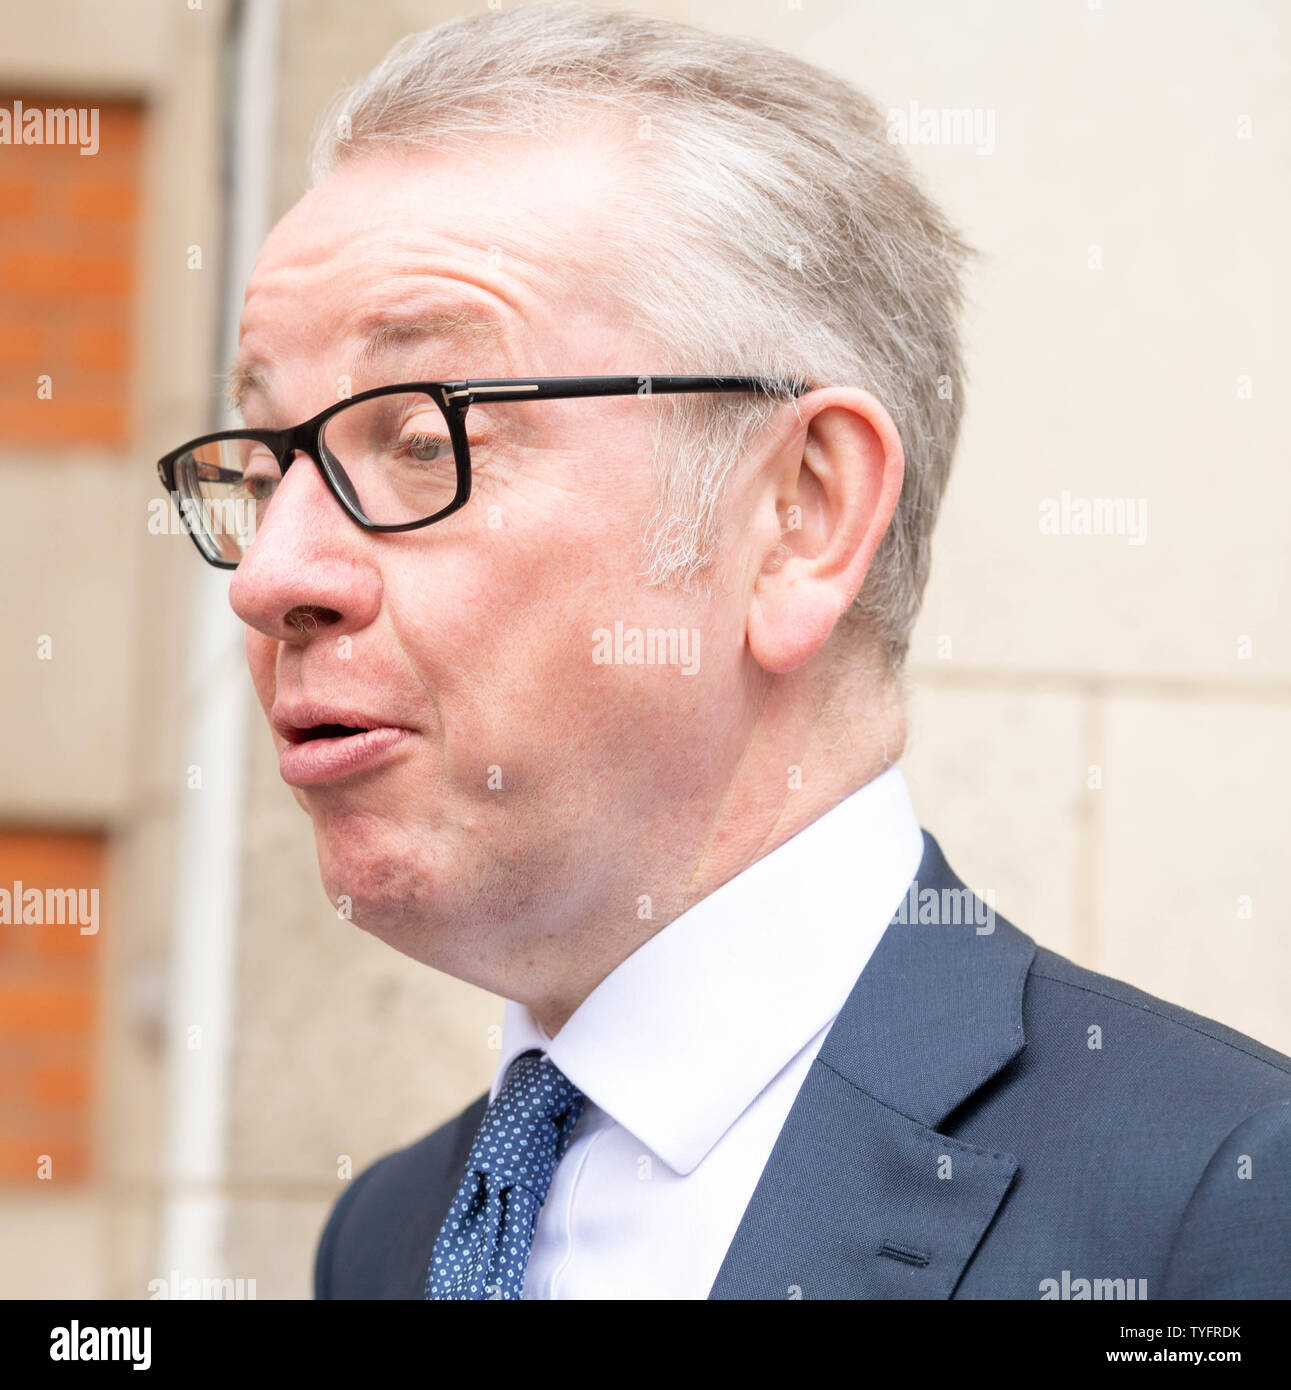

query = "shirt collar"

[{"left": 490, "top": 764, "right": 924, "bottom": 1175}]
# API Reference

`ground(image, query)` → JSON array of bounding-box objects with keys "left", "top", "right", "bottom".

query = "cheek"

[
  {"left": 378, "top": 525, "right": 638, "bottom": 790},
  {"left": 379, "top": 459, "right": 714, "bottom": 775},
  {"left": 244, "top": 630, "right": 278, "bottom": 710}
]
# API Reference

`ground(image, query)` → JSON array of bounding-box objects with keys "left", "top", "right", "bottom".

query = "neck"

[{"left": 525, "top": 661, "right": 906, "bottom": 1037}]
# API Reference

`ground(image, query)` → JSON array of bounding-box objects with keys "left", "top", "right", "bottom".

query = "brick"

[
  {"left": 0, "top": 983, "right": 94, "bottom": 1035},
  {"left": 67, "top": 183, "right": 137, "bottom": 223},
  {"left": 0, "top": 396, "right": 127, "bottom": 445},
  {"left": 35, "top": 923, "right": 98, "bottom": 958},
  {"left": 30, "top": 1065, "right": 89, "bottom": 1107},
  {"left": 0, "top": 1060, "right": 89, "bottom": 1106},
  {"left": 0, "top": 830, "right": 104, "bottom": 882},
  {"left": 0, "top": 1064, "right": 28, "bottom": 1102},
  {"left": 0, "top": 96, "right": 140, "bottom": 450},
  {"left": 0, "top": 181, "right": 38, "bottom": 219},
  {"left": 0, "top": 1134, "right": 87, "bottom": 1182},
  {"left": 0, "top": 250, "right": 132, "bottom": 296},
  {"left": 72, "top": 325, "right": 128, "bottom": 371},
  {"left": 0, "top": 321, "right": 41, "bottom": 365},
  {"left": 89, "top": 103, "right": 143, "bottom": 146}
]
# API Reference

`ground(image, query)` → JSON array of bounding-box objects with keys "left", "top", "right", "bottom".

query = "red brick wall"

[
  {"left": 0, "top": 95, "right": 143, "bottom": 447},
  {"left": 0, "top": 92, "right": 140, "bottom": 1182},
  {"left": 0, "top": 829, "right": 104, "bottom": 1182}
]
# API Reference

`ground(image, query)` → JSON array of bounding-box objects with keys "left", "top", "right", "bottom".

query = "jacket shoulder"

[
  {"left": 1027, "top": 945, "right": 1291, "bottom": 1090},
  {"left": 952, "top": 940, "right": 1291, "bottom": 1295},
  {"left": 314, "top": 1090, "right": 487, "bottom": 1299}
]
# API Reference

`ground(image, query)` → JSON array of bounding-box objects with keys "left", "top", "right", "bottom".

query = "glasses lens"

[
  {"left": 318, "top": 391, "right": 460, "bottom": 525},
  {"left": 172, "top": 437, "right": 281, "bottom": 564}
]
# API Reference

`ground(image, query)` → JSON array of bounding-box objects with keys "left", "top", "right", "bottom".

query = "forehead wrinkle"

[
  {"left": 226, "top": 309, "right": 510, "bottom": 415},
  {"left": 230, "top": 173, "right": 609, "bottom": 417},
  {"left": 350, "top": 311, "right": 505, "bottom": 380}
]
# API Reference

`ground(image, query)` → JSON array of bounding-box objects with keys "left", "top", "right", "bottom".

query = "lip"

[
  {"left": 277, "top": 725, "right": 414, "bottom": 786},
  {"left": 270, "top": 702, "right": 416, "bottom": 786}
]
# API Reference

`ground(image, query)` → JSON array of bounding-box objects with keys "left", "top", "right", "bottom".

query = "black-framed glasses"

[{"left": 156, "top": 374, "right": 808, "bottom": 569}]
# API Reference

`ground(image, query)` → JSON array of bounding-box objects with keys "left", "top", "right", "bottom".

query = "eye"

[
  {"left": 239, "top": 445, "right": 281, "bottom": 500},
  {"left": 242, "top": 474, "right": 277, "bottom": 502},
  {"left": 397, "top": 429, "right": 452, "bottom": 464}
]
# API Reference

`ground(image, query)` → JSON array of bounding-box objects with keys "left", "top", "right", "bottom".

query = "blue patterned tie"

[{"left": 425, "top": 1050, "right": 585, "bottom": 1300}]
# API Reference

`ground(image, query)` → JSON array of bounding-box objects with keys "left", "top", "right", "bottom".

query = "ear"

[{"left": 746, "top": 387, "right": 904, "bottom": 675}]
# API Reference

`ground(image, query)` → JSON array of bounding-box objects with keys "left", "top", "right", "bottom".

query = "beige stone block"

[
  {"left": 897, "top": 0, "right": 1291, "bottom": 681},
  {"left": 0, "top": 458, "right": 139, "bottom": 823},
  {"left": 1098, "top": 695, "right": 1291, "bottom": 1056},
  {"left": 0, "top": 0, "right": 183, "bottom": 92},
  {"left": 98, "top": 811, "right": 174, "bottom": 1184},
  {"left": 102, "top": 1195, "right": 162, "bottom": 1300},
  {"left": 901, "top": 681, "right": 1089, "bottom": 962},
  {"left": 0, "top": 1192, "right": 104, "bottom": 1298},
  {"left": 224, "top": 1194, "right": 339, "bottom": 1300}
]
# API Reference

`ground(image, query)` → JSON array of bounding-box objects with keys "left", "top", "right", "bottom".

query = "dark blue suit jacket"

[{"left": 315, "top": 832, "right": 1291, "bottom": 1299}]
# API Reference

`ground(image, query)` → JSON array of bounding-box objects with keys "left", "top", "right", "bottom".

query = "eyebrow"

[{"left": 225, "top": 310, "right": 505, "bottom": 415}]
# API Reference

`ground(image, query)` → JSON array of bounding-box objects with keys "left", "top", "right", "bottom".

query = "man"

[{"left": 158, "top": 5, "right": 1290, "bottom": 1299}]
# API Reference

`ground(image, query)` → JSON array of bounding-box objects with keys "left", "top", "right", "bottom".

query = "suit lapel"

[
  {"left": 395, "top": 1093, "right": 487, "bottom": 1298},
  {"left": 709, "top": 831, "right": 1035, "bottom": 1299}
]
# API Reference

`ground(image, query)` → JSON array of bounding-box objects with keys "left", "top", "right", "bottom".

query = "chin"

[{"left": 314, "top": 821, "right": 442, "bottom": 933}]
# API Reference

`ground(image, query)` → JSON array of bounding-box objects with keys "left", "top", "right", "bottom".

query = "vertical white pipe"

[{"left": 159, "top": 0, "right": 280, "bottom": 1285}]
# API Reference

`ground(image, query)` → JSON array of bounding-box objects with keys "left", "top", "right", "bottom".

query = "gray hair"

[{"left": 310, "top": 2, "right": 974, "bottom": 669}]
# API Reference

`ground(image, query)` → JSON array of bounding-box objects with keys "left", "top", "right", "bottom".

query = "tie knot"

[{"left": 466, "top": 1051, "right": 585, "bottom": 1196}]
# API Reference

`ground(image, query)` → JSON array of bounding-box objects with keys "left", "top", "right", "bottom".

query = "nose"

[{"left": 228, "top": 449, "right": 382, "bottom": 644}]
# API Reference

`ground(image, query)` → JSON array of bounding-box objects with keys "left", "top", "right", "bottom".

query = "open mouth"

[
  {"left": 289, "top": 723, "right": 371, "bottom": 743},
  {"left": 274, "top": 714, "right": 411, "bottom": 785}
]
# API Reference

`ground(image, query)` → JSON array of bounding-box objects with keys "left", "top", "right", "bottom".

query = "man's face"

[{"left": 228, "top": 140, "right": 762, "bottom": 986}]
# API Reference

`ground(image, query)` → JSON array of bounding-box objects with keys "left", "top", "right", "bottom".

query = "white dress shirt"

[{"left": 490, "top": 764, "right": 925, "bottom": 1299}]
